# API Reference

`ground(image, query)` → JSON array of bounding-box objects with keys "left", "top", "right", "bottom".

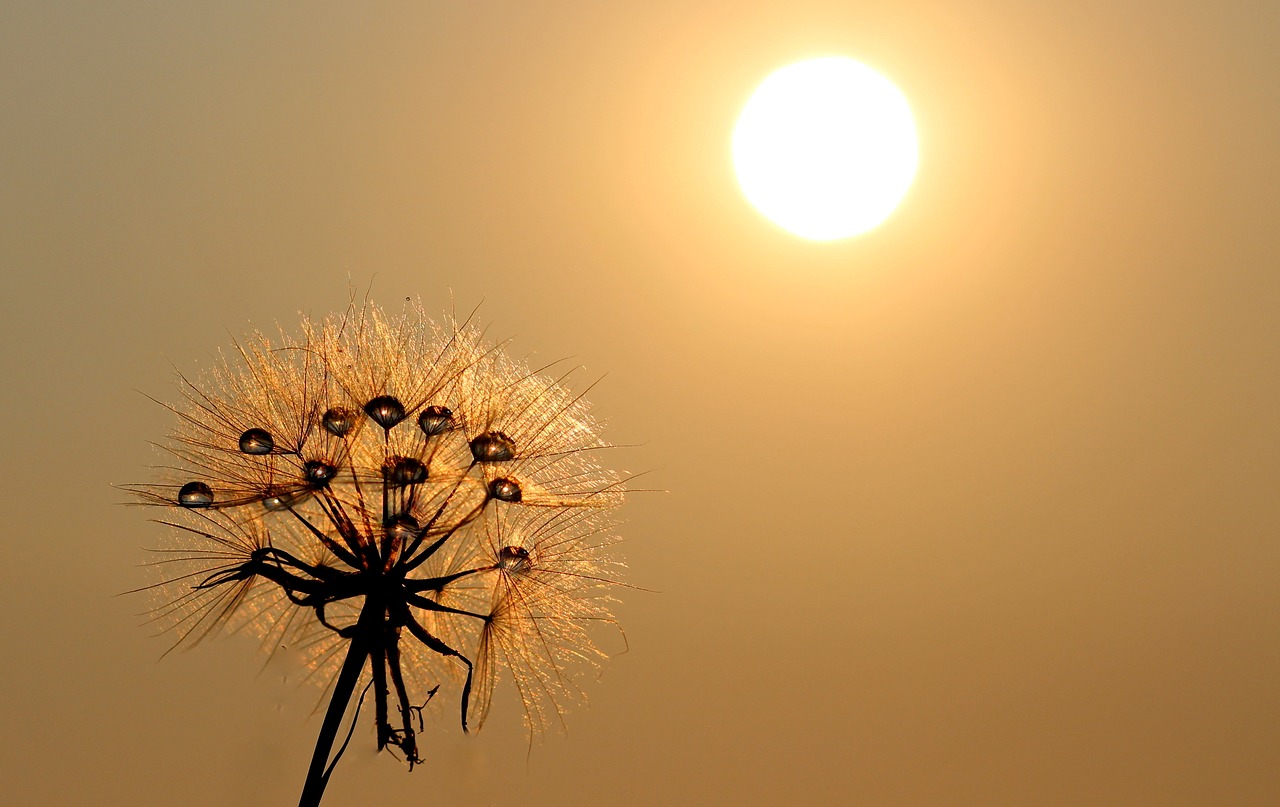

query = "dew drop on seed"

[
  {"left": 385, "top": 456, "right": 427, "bottom": 486},
  {"left": 470, "top": 431, "right": 516, "bottom": 463},
  {"left": 488, "top": 477, "right": 522, "bottom": 503},
  {"left": 497, "top": 545, "right": 531, "bottom": 574},
  {"left": 262, "top": 488, "right": 310, "bottom": 511},
  {"left": 304, "top": 459, "right": 338, "bottom": 486},
  {"left": 385, "top": 513, "right": 420, "bottom": 544},
  {"left": 417, "top": 405, "right": 453, "bottom": 436},
  {"left": 322, "top": 407, "right": 357, "bottom": 437},
  {"left": 364, "top": 396, "right": 406, "bottom": 429},
  {"left": 239, "top": 428, "right": 274, "bottom": 455},
  {"left": 178, "top": 481, "right": 213, "bottom": 508}
]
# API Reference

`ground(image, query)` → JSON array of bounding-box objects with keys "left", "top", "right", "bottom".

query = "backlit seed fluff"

[{"left": 127, "top": 298, "right": 629, "bottom": 803}]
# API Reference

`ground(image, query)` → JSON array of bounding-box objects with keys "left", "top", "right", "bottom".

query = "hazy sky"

[{"left": 2, "top": 2, "right": 1278, "bottom": 805}]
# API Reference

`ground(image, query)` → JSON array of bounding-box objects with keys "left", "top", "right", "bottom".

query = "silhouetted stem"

[{"left": 297, "top": 603, "right": 379, "bottom": 807}]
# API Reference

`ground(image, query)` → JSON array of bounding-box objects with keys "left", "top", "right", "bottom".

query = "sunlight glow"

[{"left": 733, "top": 57, "right": 919, "bottom": 241}]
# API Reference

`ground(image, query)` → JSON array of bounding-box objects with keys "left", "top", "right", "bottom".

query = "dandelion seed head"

[{"left": 128, "top": 297, "right": 630, "bottom": 774}]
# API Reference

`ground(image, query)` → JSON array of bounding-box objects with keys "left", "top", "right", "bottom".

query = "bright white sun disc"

[{"left": 733, "top": 57, "right": 919, "bottom": 240}]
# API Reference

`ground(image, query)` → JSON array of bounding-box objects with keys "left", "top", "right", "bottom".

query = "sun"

[{"left": 732, "top": 57, "right": 919, "bottom": 241}]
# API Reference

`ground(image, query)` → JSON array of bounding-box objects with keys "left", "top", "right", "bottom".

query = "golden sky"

[{"left": 1, "top": 2, "right": 1277, "bottom": 805}]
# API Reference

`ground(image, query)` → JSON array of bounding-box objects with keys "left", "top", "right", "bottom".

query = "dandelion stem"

[{"left": 297, "top": 602, "right": 379, "bottom": 807}]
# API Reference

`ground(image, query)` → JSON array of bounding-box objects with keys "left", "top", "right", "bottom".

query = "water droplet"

[
  {"left": 177, "top": 481, "right": 213, "bottom": 508},
  {"left": 262, "top": 488, "right": 310, "bottom": 511},
  {"left": 239, "top": 428, "right": 274, "bottom": 455},
  {"left": 470, "top": 431, "right": 516, "bottom": 463},
  {"left": 322, "top": 407, "right": 357, "bottom": 437},
  {"left": 417, "top": 405, "right": 453, "bottom": 436},
  {"left": 304, "top": 459, "right": 338, "bottom": 486},
  {"left": 497, "top": 545, "right": 531, "bottom": 574},
  {"left": 364, "top": 396, "right": 406, "bottom": 429},
  {"left": 384, "top": 456, "right": 427, "bottom": 486},
  {"left": 385, "top": 513, "right": 419, "bottom": 544},
  {"left": 488, "top": 477, "right": 522, "bottom": 503}
]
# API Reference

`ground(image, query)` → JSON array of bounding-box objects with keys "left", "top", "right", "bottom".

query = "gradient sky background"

[{"left": 2, "top": 2, "right": 1278, "bottom": 805}]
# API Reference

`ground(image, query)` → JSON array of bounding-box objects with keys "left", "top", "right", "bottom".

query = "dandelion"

[{"left": 127, "top": 298, "right": 627, "bottom": 807}]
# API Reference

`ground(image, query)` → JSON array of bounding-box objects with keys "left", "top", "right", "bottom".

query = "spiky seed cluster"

[{"left": 129, "top": 300, "right": 626, "bottom": 765}]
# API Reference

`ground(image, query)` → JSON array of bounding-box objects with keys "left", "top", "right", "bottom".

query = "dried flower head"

[{"left": 127, "top": 299, "right": 627, "bottom": 806}]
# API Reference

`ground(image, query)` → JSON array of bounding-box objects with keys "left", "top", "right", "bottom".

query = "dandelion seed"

[
  {"left": 177, "top": 481, "right": 213, "bottom": 508},
  {"left": 127, "top": 298, "right": 629, "bottom": 807},
  {"left": 364, "top": 395, "right": 407, "bottom": 430},
  {"left": 470, "top": 431, "right": 517, "bottom": 463},
  {"left": 417, "top": 405, "right": 454, "bottom": 436},
  {"left": 489, "top": 477, "right": 523, "bottom": 503},
  {"left": 321, "top": 407, "right": 357, "bottom": 437},
  {"left": 238, "top": 427, "right": 275, "bottom": 455}
]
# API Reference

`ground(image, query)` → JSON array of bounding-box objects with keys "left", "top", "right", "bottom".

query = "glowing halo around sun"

[{"left": 732, "top": 57, "right": 919, "bottom": 240}]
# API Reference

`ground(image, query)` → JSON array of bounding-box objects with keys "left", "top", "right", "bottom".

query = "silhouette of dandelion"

[{"left": 127, "top": 298, "right": 627, "bottom": 806}]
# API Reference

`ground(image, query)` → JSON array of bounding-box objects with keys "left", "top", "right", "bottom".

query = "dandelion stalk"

[{"left": 298, "top": 602, "right": 377, "bottom": 807}]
